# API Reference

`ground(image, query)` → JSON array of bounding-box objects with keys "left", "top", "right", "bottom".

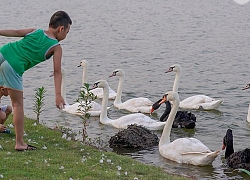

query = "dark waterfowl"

[
  {"left": 150, "top": 99, "right": 196, "bottom": 129},
  {"left": 222, "top": 129, "right": 250, "bottom": 171}
]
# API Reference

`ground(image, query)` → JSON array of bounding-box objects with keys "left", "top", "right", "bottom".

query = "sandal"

[{"left": 16, "top": 144, "right": 37, "bottom": 151}]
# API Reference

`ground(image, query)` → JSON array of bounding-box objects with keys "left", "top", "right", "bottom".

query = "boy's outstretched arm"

[
  {"left": 0, "top": 28, "right": 35, "bottom": 37},
  {"left": 52, "top": 45, "right": 65, "bottom": 109}
]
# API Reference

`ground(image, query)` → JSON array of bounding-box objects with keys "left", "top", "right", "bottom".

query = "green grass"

[{"left": 0, "top": 115, "right": 192, "bottom": 180}]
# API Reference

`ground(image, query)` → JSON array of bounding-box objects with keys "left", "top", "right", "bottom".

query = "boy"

[{"left": 0, "top": 11, "right": 72, "bottom": 151}]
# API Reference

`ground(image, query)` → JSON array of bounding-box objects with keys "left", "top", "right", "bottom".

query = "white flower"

[
  {"left": 117, "top": 166, "right": 122, "bottom": 171},
  {"left": 59, "top": 166, "right": 64, "bottom": 170},
  {"left": 124, "top": 172, "right": 128, "bottom": 176},
  {"left": 99, "top": 159, "right": 104, "bottom": 163},
  {"left": 107, "top": 159, "right": 111, "bottom": 163},
  {"left": 32, "top": 123, "right": 37, "bottom": 126},
  {"left": 0, "top": 145, "right": 3, "bottom": 149},
  {"left": 62, "top": 134, "right": 67, "bottom": 139},
  {"left": 8, "top": 124, "right": 14, "bottom": 128},
  {"left": 0, "top": 174, "right": 3, "bottom": 178},
  {"left": 134, "top": 178, "right": 139, "bottom": 180},
  {"left": 42, "top": 145, "right": 47, "bottom": 150},
  {"left": 69, "top": 178, "right": 73, "bottom": 180}
]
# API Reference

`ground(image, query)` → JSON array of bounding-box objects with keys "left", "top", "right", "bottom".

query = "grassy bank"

[{"left": 0, "top": 115, "right": 192, "bottom": 180}]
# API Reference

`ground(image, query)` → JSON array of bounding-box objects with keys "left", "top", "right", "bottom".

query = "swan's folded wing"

[{"left": 181, "top": 150, "right": 220, "bottom": 156}]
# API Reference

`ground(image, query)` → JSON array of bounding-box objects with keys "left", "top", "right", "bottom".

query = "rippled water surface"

[{"left": 1, "top": 0, "right": 250, "bottom": 179}]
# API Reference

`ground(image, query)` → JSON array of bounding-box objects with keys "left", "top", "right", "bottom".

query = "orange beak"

[
  {"left": 159, "top": 95, "right": 167, "bottom": 105},
  {"left": 150, "top": 107, "right": 154, "bottom": 114}
]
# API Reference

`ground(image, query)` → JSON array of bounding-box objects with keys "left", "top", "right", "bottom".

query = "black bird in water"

[
  {"left": 150, "top": 99, "right": 196, "bottom": 129},
  {"left": 222, "top": 129, "right": 250, "bottom": 171}
]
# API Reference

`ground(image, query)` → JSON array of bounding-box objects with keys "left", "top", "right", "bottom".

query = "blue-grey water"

[{"left": 1, "top": 0, "right": 250, "bottom": 179}]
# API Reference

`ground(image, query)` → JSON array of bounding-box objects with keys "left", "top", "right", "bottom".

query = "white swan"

[
  {"left": 61, "top": 68, "right": 102, "bottom": 116},
  {"left": 78, "top": 60, "right": 117, "bottom": 99},
  {"left": 109, "top": 69, "right": 154, "bottom": 113},
  {"left": 166, "top": 64, "right": 223, "bottom": 110},
  {"left": 92, "top": 80, "right": 166, "bottom": 130},
  {"left": 242, "top": 82, "right": 250, "bottom": 123},
  {"left": 159, "top": 91, "right": 220, "bottom": 166}
]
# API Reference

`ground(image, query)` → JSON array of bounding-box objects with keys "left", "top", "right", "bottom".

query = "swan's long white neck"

[
  {"left": 159, "top": 95, "right": 180, "bottom": 147},
  {"left": 100, "top": 84, "right": 111, "bottom": 124},
  {"left": 173, "top": 69, "right": 181, "bottom": 93},
  {"left": 114, "top": 75, "right": 124, "bottom": 105},
  {"left": 81, "top": 63, "right": 88, "bottom": 85},
  {"left": 61, "top": 69, "right": 69, "bottom": 105},
  {"left": 247, "top": 104, "right": 250, "bottom": 123}
]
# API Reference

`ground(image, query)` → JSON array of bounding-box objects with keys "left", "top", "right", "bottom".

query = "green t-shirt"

[{"left": 0, "top": 29, "right": 59, "bottom": 76}]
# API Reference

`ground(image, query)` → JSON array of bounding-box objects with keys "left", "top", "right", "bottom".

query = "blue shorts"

[
  {"left": 0, "top": 53, "right": 23, "bottom": 91},
  {"left": 0, "top": 105, "right": 7, "bottom": 112}
]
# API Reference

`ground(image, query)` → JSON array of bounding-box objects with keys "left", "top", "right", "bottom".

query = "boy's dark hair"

[{"left": 49, "top": 11, "right": 72, "bottom": 29}]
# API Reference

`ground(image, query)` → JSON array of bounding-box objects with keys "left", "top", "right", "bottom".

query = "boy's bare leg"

[{"left": 8, "top": 89, "right": 26, "bottom": 150}]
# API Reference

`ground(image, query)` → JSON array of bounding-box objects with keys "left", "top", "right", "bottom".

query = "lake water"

[{"left": 1, "top": 0, "right": 250, "bottom": 179}]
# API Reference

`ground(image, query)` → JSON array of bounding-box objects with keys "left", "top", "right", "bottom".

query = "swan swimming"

[
  {"left": 78, "top": 60, "right": 117, "bottom": 99},
  {"left": 109, "top": 69, "right": 154, "bottom": 113},
  {"left": 92, "top": 80, "right": 166, "bottom": 130},
  {"left": 60, "top": 67, "right": 102, "bottom": 116},
  {"left": 222, "top": 129, "right": 250, "bottom": 170},
  {"left": 166, "top": 64, "right": 223, "bottom": 110},
  {"left": 158, "top": 91, "right": 220, "bottom": 166}
]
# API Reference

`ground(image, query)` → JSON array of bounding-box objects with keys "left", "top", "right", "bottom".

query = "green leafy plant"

[
  {"left": 33, "top": 86, "right": 46, "bottom": 123},
  {"left": 76, "top": 83, "right": 97, "bottom": 143}
]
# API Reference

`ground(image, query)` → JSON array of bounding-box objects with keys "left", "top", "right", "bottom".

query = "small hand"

[
  {"left": 0, "top": 124, "right": 6, "bottom": 132},
  {"left": 56, "top": 95, "right": 65, "bottom": 110}
]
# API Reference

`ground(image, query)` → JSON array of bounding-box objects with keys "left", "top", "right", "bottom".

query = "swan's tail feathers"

[
  {"left": 207, "top": 150, "right": 220, "bottom": 158},
  {"left": 201, "top": 100, "right": 223, "bottom": 110}
]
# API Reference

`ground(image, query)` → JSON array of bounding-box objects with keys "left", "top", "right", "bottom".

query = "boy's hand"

[
  {"left": 56, "top": 94, "right": 65, "bottom": 109},
  {"left": 0, "top": 124, "right": 6, "bottom": 132}
]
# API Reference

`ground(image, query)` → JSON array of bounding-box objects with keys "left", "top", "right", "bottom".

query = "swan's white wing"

[
  {"left": 180, "top": 95, "right": 223, "bottom": 110},
  {"left": 159, "top": 138, "right": 219, "bottom": 166},
  {"left": 63, "top": 101, "right": 102, "bottom": 116},
  {"left": 113, "top": 113, "right": 165, "bottom": 130},
  {"left": 117, "top": 97, "right": 153, "bottom": 113},
  {"left": 90, "top": 87, "right": 116, "bottom": 99}
]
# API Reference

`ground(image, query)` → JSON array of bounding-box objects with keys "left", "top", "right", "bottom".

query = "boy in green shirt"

[{"left": 0, "top": 11, "right": 72, "bottom": 151}]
